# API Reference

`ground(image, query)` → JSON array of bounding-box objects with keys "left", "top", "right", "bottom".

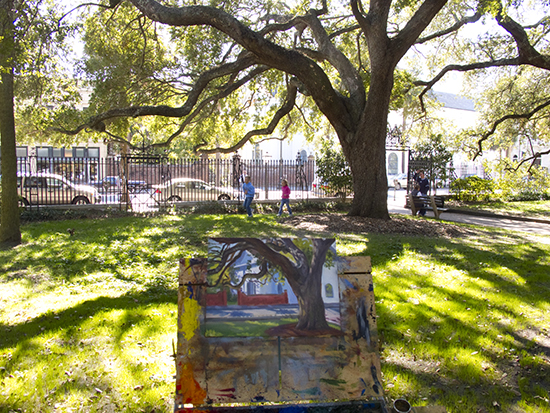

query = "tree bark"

[
  {"left": 0, "top": 0, "right": 21, "bottom": 246},
  {"left": 343, "top": 60, "right": 394, "bottom": 219}
]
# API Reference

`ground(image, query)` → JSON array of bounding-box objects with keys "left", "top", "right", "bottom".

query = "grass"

[
  {"left": 1, "top": 211, "right": 549, "bottom": 412},
  {"left": 204, "top": 318, "right": 299, "bottom": 337},
  {"left": 449, "top": 199, "right": 550, "bottom": 220}
]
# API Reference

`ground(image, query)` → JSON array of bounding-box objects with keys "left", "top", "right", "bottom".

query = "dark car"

[{"left": 97, "top": 176, "right": 150, "bottom": 193}]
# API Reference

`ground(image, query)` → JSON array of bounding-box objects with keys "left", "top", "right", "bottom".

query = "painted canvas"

[{"left": 205, "top": 237, "right": 341, "bottom": 337}]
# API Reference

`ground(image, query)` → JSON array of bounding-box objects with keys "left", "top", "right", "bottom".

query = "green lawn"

[
  {"left": 1, "top": 212, "right": 549, "bottom": 412},
  {"left": 449, "top": 199, "right": 550, "bottom": 220}
]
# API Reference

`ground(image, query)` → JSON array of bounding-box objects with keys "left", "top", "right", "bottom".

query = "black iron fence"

[{"left": 12, "top": 155, "right": 341, "bottom": 207}]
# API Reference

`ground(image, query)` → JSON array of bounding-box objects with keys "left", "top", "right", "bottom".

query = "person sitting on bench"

[
  {"left": 411, "top": 184, "right": 424, "bottom": 216},
  {"left": 416, "top": 171, "right": 430, "bottom": 216}
]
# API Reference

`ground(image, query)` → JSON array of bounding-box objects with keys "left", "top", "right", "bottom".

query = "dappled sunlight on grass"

[
  {"left": 1, "top": 290, "right": 177, "bottom": 413},
  {"left": 344, "top": 228, "right": 550, "bottom": 411},
  {"left": 1, "top": 214, "right": 549, "bottom": 412}
]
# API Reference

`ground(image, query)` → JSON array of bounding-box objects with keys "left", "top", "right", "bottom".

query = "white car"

[
  {"left": 388, "top": 173, "right": 408, "bottom": 190},
  {"left": 18, "top": 172, "right": 100, "bottom": 206},
  {"left": 152, "top": 178, "right": 232, "bottom": 202}
]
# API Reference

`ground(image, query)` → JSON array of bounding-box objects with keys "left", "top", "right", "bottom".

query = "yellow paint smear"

[{"left": 179, "top": 296, "right": 201, "bottom": 340}]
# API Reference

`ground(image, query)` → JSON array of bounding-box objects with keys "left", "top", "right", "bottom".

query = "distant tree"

[
  {"left": 413, "top": 134, "right": 454, "bottom": 190},
  {"left": 0, "top": 0, "right": 74, "bottom": 245},
  {"left": 315, "top": 141, "right": 353, "bottom": 198},
  {"left": 462, "top": 67, "right": 550, "bottom": 171}
]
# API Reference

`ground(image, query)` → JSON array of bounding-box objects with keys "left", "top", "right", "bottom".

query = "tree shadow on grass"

[
  {"left": 0, "top": 285, "right": 177, "bottom": 352},
  {"left": 0, "top": 285, "right": 179, "bottom": 412}
]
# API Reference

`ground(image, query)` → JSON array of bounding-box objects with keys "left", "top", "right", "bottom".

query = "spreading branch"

[
  {"left": 54, "top": 0, "right": 355, "bottom": 153},
  {"left": 50, "top": 54, "right": 261, "bottom": 139},
  {"left": 193, "top": 77, "right": 300, "bottom": 154},
  {"left": 415, "top": 12, "right": 482, "bottom": 44},
  {"left": 472, "top": 97, "right": 550, "bottom": 160},
  {"left": 510, "top": 148, "right": 550, "bottom": 172},
  {"left": 417, "top": 12, "right": 550, "bottom": 111}
]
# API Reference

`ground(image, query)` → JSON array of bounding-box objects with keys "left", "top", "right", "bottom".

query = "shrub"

[
  {"left": 507, "top": 191, "right": 550, "bottom": 202},
  {"left": 450, "top": 176, "right": 495, "bottom": 202},
  {"left": 315, "top": 141, "right": 353, "bottom": 198}
]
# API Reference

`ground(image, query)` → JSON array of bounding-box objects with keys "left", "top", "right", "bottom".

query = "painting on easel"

[{"left": 205, "top": 237, "right": 341, "bottom": 337}]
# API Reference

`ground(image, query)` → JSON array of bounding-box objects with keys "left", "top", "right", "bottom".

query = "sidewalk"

[{"left": 387, "top": 189, "right": 550, "bottom": 236}]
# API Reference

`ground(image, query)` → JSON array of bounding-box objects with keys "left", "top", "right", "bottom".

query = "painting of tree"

[{"left": 207, "top": 237, "right": 340, "bottom": 337}]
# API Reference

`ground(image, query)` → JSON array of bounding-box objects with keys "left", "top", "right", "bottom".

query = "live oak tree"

[
  {"left": 52, "top": 0, "right": 550, "bottom": 218},
  {"left": 208, "top": 238, "right": 335, "bottom": 332},
  {"left": 0, "top": 0, "right": 74, "bottom": 245},
  {"left": 0, "top": 0, "right": 19, "bottom": 244},
  {"left": 58, "top": 0, "right": 462, "bottom": 219}
]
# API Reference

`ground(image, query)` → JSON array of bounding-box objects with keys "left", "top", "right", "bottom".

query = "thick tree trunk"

[
  {"left": 291, "top": 238, "right": 332, "bottom": 330},
  {"left": 342, "top": 64, "right": 393, "bottom": 220},
  {"left": 294, "top": 268, "right": 328, "bottom": 330},
  {"left": 0, "top": 0, "right": 21, "bottom": 245}
]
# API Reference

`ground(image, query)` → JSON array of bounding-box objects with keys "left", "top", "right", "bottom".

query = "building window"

[
  {"left": 36, "top": 147, "right": 51, "bottom": 157},
  {"left": 88, "top": 147, "right": 100, "bottom": 158},
  {"left": 16, "top": 147, "right": 28, "bottom": 158},
  {"left": 52, "top": 148, "right": 65, "bottom": 158},
  {"left": 388, "top": 153, "right": 398, "bottom": 175},
  {"left": 74, "top": 147, "right": 86, "bottom": 158},
  {"left": 325, "top": 283, "right": 334, "bottom": 298}
]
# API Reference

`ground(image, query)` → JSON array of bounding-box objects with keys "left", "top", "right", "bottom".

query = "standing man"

[
  {"left": 417, "top": 170, "right": 430, "bottom": 217},
  {"left": 242, "top": 175, "right": 255, "bottom": 217},
  {"left": 418, "top": 170, "right": 430, "bottom": 195}
]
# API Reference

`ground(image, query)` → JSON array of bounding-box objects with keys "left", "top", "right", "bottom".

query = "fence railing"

[{"left": 12, "top": 156, "right": 347, "bottom": 207}]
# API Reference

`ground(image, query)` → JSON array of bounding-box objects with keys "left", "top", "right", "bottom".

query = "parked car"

[
  {"left": 97, "top": 176, "right": 150, "bottom": 193},
  {"left": 387, "top": 173, "right": 408, "bottom": 190},
  {"left": 152, "top": 178, "right": 232, "bottom": 202},
  {"left": 17, "top": 172, "right": 100, "bottom": 206}
]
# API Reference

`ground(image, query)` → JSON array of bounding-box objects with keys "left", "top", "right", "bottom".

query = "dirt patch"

[
  {"left": 282, "top": 213, "right": 481, "bottom": 238},
  {"left": 6, "top": 269, "right": 50, "bottom": 284}
]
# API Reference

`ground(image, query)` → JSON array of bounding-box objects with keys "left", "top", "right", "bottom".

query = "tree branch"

[
  {"left": 496, "top": 11, "right": 550, "bottom": 69},
  {"left": 415, "top": 11, "right": 482, "bottom": 44},
  {"left": 389, "top": 0, "right": 448, "bottom": 61},
  {"left": 51, "top": 54, "right": 260, "bottom": 136},
  {"left": 301, "top": 11, "right": 365, "bottom": 111},
  {"left": 415, "top": 58, "right": 521, "bottom": 111},
  {"left": 472, "top": 97, "right": 550, "bottom": 160},
  {"left": 126, "top": 0, "right": 353, "bottom": 134},
  {"left": 511, "top": 148, "right": 550, "bottom": 173},
  {"left": 193, "top": 77, "right": 300, "bottom": 154},
  {"left": 417, "top": 13, "right": 550, "bottom": 110}
]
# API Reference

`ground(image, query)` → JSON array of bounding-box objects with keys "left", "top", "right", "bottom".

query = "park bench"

[{"left": 406, "top": 193, "right": 448, "bottom": 219}]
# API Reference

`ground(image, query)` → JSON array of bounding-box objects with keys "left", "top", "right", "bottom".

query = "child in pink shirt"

[{"left": 277, "top": 179, "right": 292, "bottom": 216}]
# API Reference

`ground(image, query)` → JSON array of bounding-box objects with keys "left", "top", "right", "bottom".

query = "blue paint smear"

[
  {"left": 353, "top": 297, "right": 371, "bottom": 345},
  {"left": 186, "top": 283, "right": 194, "bottom": 299},
  {"left": 280, "top": 407, "right": 308, "bottom": 413},
  {"left": 341, "top": 279, "right": 356, "bottom": 290}
]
